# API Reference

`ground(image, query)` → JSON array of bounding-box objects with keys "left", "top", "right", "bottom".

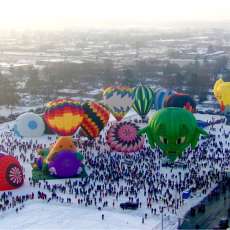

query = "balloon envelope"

[
  {"left": 107, "top": 121, "right": 144, "bottom": 153},
  {"left": 164, "top": 93, "right": 196, "bottom": 112},
  {"left": 213, "top": 79, "right": 230, "bottom": 111},
  {"left": 47, "top": 136, "right": 77, "bottom": 163},
  {"left": 44, "top": 98, "right": 84, "bottom": 136},
  {"left": 81, "top": 101, "right": 110, "bottom": 139},
  {"left": 15, "top": 112, "right": 45, "bottom": 137},
  {"left": 103, "top": 86, "right": 134, "bottom": 121},
  {"left": 48, "top": 150, "right": 81, "bottom": 178},
  {"left": 132, "top": 85, "right": 155, "bottom": 119},
  {"left": 0, "top": 154, "right": 24, "bottom": 191},
  {"left": 154, "top": 88, "right": 175, "bottom": 110},
  {"left": 139, "top": 108, "right": 207, "bottom": 161}
]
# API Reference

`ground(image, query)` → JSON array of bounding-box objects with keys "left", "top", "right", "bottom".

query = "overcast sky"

[{"left": 1, "top": 0, "right": 230, "bottom": 29}]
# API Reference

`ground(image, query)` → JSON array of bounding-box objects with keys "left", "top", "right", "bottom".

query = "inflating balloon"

[
  {"left": 164, "top": 93, "right": 196, "bottom": 112},
  {"left": 107, "top": 121, "right": 144, "bottom": 153},
  {"left": 103, "top": 86, "right": 134, "bottom": 121},
  {"left": 132, "top": 85, "right": 155, "bottom": 119},
  {"left": 15, "top": 112, "right": 45, "bottom": 137},
  {"left": 48, "top": 150, "right": 81, "bottom": 178},
  {"left": 44, "top": 98, "right": 84, "bottom": 136},
  {"left": 81, "top": 101, "right": 110, "bottom": 139},
  {"left": 154, "top": 88, "right": 175, "bottom": 110},
  {"left": 213, "top": 79, "right": 230, "bottom": 111},
  {"left": 0, "top": 154, "right": 24, "bottom": 191},
  {"left": 139, "top": 108, "right": 208, "bottom": 161},
  {"left": 46, "top": 136, "right": 77, "bottom": 163},
  {"left": 32, "top": 136, "right": 86, "bottom": 180}
]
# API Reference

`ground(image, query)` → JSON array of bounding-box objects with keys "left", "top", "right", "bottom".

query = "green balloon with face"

[{"left": 138, "top": 108, "right": 208, "bottom": 161}]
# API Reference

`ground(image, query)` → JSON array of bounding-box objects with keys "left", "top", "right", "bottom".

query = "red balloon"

[{"left": 0, "top": 154, "right": 24, "bottom": 191}]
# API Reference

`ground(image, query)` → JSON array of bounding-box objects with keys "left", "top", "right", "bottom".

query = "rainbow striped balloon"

[
  {"left": 81, "top": 101, "right": 110, "bottom": 139},
  {"left": 44, "top": 98, "right": 84, "bottom": 136}
]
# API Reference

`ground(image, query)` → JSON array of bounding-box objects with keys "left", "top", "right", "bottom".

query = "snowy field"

[
  {"left": 0, "top": 203, "right": 164, "bottom": 230},
  {"left": 0, "top": 110, "right": 229, "bottom": 230}
]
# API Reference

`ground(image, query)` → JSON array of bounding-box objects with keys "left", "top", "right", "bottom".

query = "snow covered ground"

[
  {"left": 0, "top": 105, "right": 40, "bottom": 117},
  {"left": 0, "top": 202, "right": 167, "bottom": 230},
  {"left": 0, "top": 111, "right": 229, "bottom": 230}
]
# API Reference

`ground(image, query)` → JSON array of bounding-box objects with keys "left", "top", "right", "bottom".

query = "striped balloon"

[
  {"left": 132, "top": 85, "right": 155, "bottom": 119},
  {"left": 44, "top": 98, "right": 84, "bottom": 136},
  {"left": 81, "top": 101, "right": 110, "bottom": 139}
]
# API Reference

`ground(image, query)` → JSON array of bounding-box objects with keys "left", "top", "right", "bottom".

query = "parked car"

[{"left": 120, "top": 202, "right": 138, "bottom": 210}]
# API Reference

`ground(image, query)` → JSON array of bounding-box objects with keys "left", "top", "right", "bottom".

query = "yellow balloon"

[{"left": 213, "top": 79, "right": 230, "bottom": 110}]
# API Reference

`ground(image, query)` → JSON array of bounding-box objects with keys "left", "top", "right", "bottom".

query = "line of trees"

[{"left": 4, "top": 55, "right": 230, "bottom": 106}]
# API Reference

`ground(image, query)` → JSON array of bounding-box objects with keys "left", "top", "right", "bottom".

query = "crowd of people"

[{"left": 0, "top": 118, "right": 229, "bottom": 224}]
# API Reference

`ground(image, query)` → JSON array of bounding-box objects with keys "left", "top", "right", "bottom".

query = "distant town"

[{"left": 0, "top": 27, "right": 229, "bottom": 119}]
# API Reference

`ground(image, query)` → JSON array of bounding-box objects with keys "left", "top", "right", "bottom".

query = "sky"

[{"left": 1, "top": 0, "right": 230, "bottom": 29}]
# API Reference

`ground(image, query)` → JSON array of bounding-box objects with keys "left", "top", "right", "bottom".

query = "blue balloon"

[{"left": 154, "top": 88, "right": 175, "bottom": 110}]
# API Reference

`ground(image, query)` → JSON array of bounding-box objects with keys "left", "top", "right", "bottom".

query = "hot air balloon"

[
  {"left": 81, "top": 101, "right": 110, "bottom": 139},
  {"left": 139, "top": 108, "right": 208, "bottom": 161},
  {"left": 103, "top": 86, "right": 134, "bottom": 121},
  {"left": 154, "top": 88, "right": 175, "bottom": 110},
  {"left": 213, "top": 79, "right": 230, "bottom": 125},
  {"left": 0, "top": 154, "right": 24, "bottom": 191},
  {"left": 46, "top": 136, "right": 77, "bottom": 163},
  {"left": 213, "top": 79, "right": 230, "bottom": 112},
  {"left": 48, "top": 150, "right": 82, "bottom": 178},
  {"left": 107, "top": 121, "right": 144, "bottom": 153},
  {"left": 44, "top": 98, "right": 84, "bottom": 136},
  {"left": 164, "top": 93, "right": 196, "bottom": 112},
  {"left": 213, "top": 79, "right": 230, "bottom": 111},
  {"left": 15, "top": 112, "right": 45, "bottom": 137},
  {"left": 132, "top": 85, "right": 155, "bottom": 120},
  {"left": 32, "top": 136, "right": 87, "bottom": 180}
]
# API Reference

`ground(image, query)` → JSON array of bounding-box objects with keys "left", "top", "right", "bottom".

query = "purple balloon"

[
  {"left": 0, "top": 153, "right": 5, "bottom": 158},
  {"left": 48, "top": 150, "right": 81, "bottom": 178}
]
